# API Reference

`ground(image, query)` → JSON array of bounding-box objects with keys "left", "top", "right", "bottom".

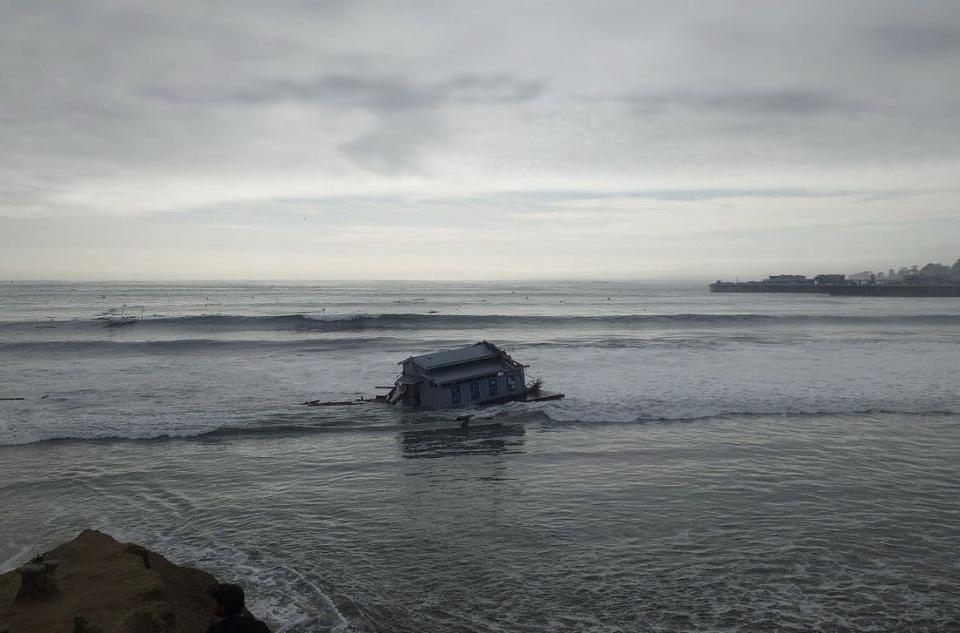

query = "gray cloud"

[
  {"left": 625, "top": 89, "right": 858, "bottom": 116},
  {"left": 340, "top": 110, "right": 442, "bottom": 173},
  {"left": 868, "top": 24, "right": 960, "bottom": 58},
  {"left": 1, "top": 1, "right": 958, "bottom": 277},
  {"left": 148, "top": 72, "right": 543, "bottom": 110},
  {"left": 440, "top": 74, "right": 544, "bottom": 103},
  {"left": 145, "top": 72, "right": 543, "bottom": 172},
  {"left": 503, "top": 187, "right": 878, "bottom": 203}
]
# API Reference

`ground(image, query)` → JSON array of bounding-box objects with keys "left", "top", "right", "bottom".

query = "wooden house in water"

[{"left": 387, "top": 341, "right": 528, "bottom": 409}]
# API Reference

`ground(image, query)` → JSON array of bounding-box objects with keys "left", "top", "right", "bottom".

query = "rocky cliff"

[{"left": 0, "top": 530, "right": 249, "bottom": 633}]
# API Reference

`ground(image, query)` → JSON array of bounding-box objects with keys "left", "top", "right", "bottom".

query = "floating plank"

[{"left": 520, "top": 390, "right": 565, "bottom": 403}]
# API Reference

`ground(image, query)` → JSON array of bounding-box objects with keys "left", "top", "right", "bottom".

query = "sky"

[{"left": 1, "top": 0, "right": 959, "bottom": 280}]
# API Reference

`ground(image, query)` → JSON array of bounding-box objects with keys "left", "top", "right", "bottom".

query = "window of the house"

[
  {"left": 488, "top": 377, "right": 498, "bottom": 397},
  {"left": 506, "top": 374, "right": 517, "bottom": 392},
  {"left": 451, "top": 384, "right": 462, "bottom": 406},
  {"left": 471, "top": 381, "right": 481, "bottom": 400}
]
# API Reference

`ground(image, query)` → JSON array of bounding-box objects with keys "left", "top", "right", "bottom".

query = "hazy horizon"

[
  {"left": 2, "top": 268, "right": 956, "bottom": 284},
  {"left": 2, "top": 1, "right": 959, "bottom": 280}
]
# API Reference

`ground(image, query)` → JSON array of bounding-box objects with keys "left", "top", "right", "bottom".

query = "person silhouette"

[{"left": 208, "top": 583, "right": 271, "bottom": 633}]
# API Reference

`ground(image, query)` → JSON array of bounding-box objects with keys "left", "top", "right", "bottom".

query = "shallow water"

[{"left": 1, "top": 282, "right": 959, "bottom": 631}]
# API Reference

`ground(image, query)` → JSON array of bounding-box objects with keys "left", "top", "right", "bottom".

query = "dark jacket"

[{"left": 207, "top": 612, "right": 271, "bottom": 633}]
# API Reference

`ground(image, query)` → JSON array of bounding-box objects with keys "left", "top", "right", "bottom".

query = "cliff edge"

[{"left": 0, "top": 529, "right": 243, "bottom": 633}]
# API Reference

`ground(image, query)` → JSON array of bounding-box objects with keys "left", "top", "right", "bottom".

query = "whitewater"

[{"left": 2, "top": 281, "right": 960, "bottom": 632}]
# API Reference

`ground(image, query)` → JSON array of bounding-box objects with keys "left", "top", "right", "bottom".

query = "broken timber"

[{"left": 302, "top": 396, "right": 387, "bottom": 406}]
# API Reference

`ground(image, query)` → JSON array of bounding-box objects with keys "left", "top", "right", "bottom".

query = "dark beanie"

[{"left": 211, "top": 583, "right": 246, "bottom": 615}]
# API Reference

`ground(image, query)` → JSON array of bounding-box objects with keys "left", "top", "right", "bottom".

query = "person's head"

[{"left": 210, "top": 583, "right": 245, "bottom": 618}]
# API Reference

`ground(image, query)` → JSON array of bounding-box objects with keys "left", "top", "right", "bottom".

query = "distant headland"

[{"left": 711, "top": 258, "right": 960, "bottom": 297}]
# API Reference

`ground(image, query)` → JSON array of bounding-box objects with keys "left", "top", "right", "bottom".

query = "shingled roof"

[{"left": 401, "top": 341, "right": 502, "bottom": 370}]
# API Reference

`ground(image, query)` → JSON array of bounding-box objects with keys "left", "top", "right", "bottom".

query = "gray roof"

[
  {"left": 429, "top": 359, "right": 512, "bottom": 385},
  {"left": 404, "top": 341, "right": 500, "bottom": 370}
]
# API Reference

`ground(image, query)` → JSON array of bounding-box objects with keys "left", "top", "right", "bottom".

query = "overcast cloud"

[{"left": 1, "top": 0, "right": 958, "bottom": 279}]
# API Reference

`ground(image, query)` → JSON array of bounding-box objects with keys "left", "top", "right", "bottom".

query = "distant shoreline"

[{"left": 711, "top": 280, "right": 960, "bottom": 297}]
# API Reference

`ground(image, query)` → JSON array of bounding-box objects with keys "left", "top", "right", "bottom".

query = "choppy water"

[{"left": 1, "top": 281, "right": 959, "bottom": 631}]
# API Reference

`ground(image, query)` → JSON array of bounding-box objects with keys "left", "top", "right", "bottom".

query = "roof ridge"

[{"left": 403, "top": 341, "right": 502, "bottom": 369}]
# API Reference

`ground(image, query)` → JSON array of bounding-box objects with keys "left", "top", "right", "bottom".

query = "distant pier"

[{"left": 710, "top": 274, "right": 960, "bottom": 297}]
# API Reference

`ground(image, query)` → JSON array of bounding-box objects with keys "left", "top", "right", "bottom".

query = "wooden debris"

[
  {"left": 520, "top": 390, "right": 565, "bottom": 403},
  {"left": 302, "top": 400, "right": 359, "bottom": 407}
]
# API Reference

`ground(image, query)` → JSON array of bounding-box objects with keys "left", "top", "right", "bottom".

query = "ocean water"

[{"left": 1, "top": 281, "right": 959, "bottom": 632}]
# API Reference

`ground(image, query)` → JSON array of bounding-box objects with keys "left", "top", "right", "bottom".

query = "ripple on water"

[{"left": 1, "top": 413, "right": 960, "bottom": 631}]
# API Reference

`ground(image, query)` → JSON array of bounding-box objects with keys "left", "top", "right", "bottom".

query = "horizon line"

[{"left": 2, "top": 277, "right": 716, "bottom": 284}]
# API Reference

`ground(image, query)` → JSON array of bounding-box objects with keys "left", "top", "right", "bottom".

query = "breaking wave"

[
  {"left": 4, "top": 407, "right": 959, "bottom": 448},
  {"left": 5, "top": 311, "right": 960, "bottom": 334},
  {"left": 0, "top": 337, "right": 407, "bottom": 355},
  {"left": 5, "top": 333, "right": 955, "bottom": 358}
]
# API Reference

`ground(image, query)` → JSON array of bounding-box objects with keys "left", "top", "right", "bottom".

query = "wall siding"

[
  {"left": 399, "top": 356, "right": 527, "bottom": 409},
  {"left": 430, "top": 369, "right": 525, "bottom": 409}
]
